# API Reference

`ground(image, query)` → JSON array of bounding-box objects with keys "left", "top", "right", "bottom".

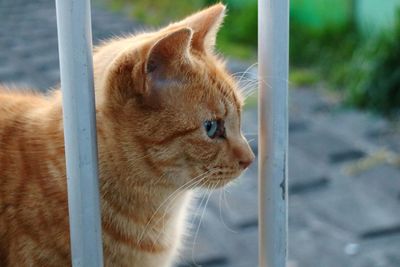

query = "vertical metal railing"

[
  {"left": 258, "top": 0, "right": 289, "bottom": 266},
  {"left": 55, "top": 0, "right": 104, "bottom": 266}
]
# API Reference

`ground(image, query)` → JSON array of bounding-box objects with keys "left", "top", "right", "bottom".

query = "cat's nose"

[
  {"left": 233, "top": 142, "right": 255, "bottom": 170},
  {"left": 239, "top": 158, "right": 253, "bottom": 169}
]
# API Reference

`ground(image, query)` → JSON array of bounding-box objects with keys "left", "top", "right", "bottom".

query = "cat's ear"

[
  {"left": 146, "top": 27, "right": 193, "bottom": 77},
  {"left": 104, "top": 28, "right": 192, "bottom": 107},
  {"left": 177, "top": 3, "right": 226, "bottom": 53},
  {"left": 141, "top": 27, "right": 192, "bottom": 107}
]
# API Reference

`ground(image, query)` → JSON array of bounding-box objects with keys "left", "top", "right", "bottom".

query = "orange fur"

[{"left": 0, "top": 4, "right": 254, "bottom": 266}]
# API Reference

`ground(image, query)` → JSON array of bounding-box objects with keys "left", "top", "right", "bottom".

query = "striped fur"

[{"left": 0, "top": 4, "right": 254, "bottom": 266}]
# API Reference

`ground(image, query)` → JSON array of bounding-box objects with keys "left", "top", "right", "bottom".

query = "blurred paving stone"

[
  {"left": 366, "top": 127, "right": 400, "bottom": 153},
  {"left": 289, "top": 176, "right": 330, "bottom": 195},
  {"left": 289, "top": 162, "right": 400, "bottom": 251},
  {"left": 0, "top": 0, "right": 139, "bottom": 91},
  {"left": 289, "top": 119, "right": 310, "bottom": 133},
  {"left": 329, "top": 149, "right": 366, "bottom": 164},
  {"left": 326, "top": 109, "right": 389, "bottom": 138},
  {"left": 290, "top": 87, "right": 339, "bottom": 118},
  {"left": 289, "top": 87, "right": 400, "bottom": 266},
  {"left": 290, "top": 127, "right": 365, "bottom": 164},
  {"left": 289, "top": 146, "right": 328, "bottom": 184},
  {"left": 352, "top": 235, "right": 400, "bottom": 267},
  {"left": 289, "top": 196, "right": 353, "bottom": 267},
  {"left": 0, "top": 66, "right": 23, "bottom": 81},
  {"left": 355, "top": 164, "right": 400, "bottom": 198},
  {"left": 360, "top": 225, "right": 400, "bottom": 239}
]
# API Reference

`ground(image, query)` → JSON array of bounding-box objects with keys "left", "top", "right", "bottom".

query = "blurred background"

[{"left": 0, "top": 0, "right": 399, "bottom": 266}]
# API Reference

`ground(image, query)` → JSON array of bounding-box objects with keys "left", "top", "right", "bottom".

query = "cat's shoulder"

[
  {"left": 0, "top": 84, "right": 39, "bottom": 99},
  {"left": 0, "top": 85, "right": 53, "bottom": 116}
]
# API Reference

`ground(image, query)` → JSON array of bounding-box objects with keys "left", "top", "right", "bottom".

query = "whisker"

[
  {"left": 233, "top": 62, "right": 258, "bottom": 84},
  {"left": 136, "top": 169, "right": 215, "bottom": 244},
  {"left": 218, "top": 189, "right": 237, "bottom": 233},
  {"left": 188, "top": 182, "right": 214, "bottom": 228},
  {"left": 151, "top": 176, "right": 211, "bottom": 245},
  {"left": 222, "top": 188, "right": 234, "bottom": 214},
  {"left": 247, "top": 138, "right": 255, "bottom": 144},
  {"left": 191, "top": 185, "right": 217, "bottom": 266},
  {"left": 240, "top": 80, "right": 259, "bottom": 91},
  {"left": 242, "top": 132, "right": 258, "bottom": 136}
]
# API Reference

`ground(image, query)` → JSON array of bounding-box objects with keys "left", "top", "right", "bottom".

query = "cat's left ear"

[
  {"left": 146, "top": 27, "right": 193, "bottom": 77},
  {"left": 176, "top": 3, "right": 226, "bottom": 53},
  {"left": 140, "top": 27, "right": 192, "bottom": 107}
]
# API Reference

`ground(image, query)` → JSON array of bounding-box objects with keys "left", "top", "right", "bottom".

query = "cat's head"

[{"left": 98, "top": 4, "right": 255, "bottom": 188}]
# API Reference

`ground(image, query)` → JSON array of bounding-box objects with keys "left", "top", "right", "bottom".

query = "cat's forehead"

[
  {"left": 197, "top": 58, "right": 243, "bottom": 116},
  {"left": 179, "top": 48, "right": 243, "bottom": 113},
  {"left": 187, "top": 65, "right": 242, "bottom": 120}
]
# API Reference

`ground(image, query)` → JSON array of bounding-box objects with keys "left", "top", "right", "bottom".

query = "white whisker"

[
  {"left": 191, "top": 185, "right": 216, "bottom": 266},
  {"left": 136, "top": 169, "right": 215, "bottom": 244},
  {"left": 218, "top": 189, "right": 237, "bottom": 233}
]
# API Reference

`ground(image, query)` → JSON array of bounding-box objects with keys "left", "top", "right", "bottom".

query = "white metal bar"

[
  {"left": 258, "top": 0, "right": 289, "bottom": 266},
  {"left": 55, "top": 0, "right": 104, "bottom": 266}
]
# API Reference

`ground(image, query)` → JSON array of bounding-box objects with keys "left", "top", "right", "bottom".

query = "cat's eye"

[{"left": 204, "top": 119, "right": 225, "bottom": 139}]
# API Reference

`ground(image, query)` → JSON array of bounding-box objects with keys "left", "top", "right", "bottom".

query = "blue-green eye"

[{"left": 204, "top": 119, "right": 225, "bottom": 139}]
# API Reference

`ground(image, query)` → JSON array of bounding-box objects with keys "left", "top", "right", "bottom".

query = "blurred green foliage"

[
  {"left": 289, "top": 68, "right": 320, "bottom": 87},
  {"left": 290, "top": 4, "right": 400, "bottom": 115},
  {"left": 342, "top": 12, "right": 400, "bottom": 115},
  {"left": 107, "top": 0, "right": 257, "bottom": 60},
  {"left": 289, "top": 0, "right": 356, "bottom": 67},
  {"left": 290, "top": 0, "right": 352, "bottom": 32}
]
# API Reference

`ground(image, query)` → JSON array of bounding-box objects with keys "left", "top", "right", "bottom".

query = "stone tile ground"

[{"left": 1, "top": 0, "right": 400, "bottom": 266}]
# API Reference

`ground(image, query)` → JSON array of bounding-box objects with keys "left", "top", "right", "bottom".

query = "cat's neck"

[
  {"left": 99, "top": 165, "right": 191, "bottom": 253},
  {"left": 96, "top": 118, "right": 192, "bottom": 246}
]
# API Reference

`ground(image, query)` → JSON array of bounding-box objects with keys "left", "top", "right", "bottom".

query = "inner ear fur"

[
  {"left": 104, "top": 28, "right": 193, "bottom": 108},
  {"left": 145, "top": 27, "right": 193, "bottom": 78},
  {"left": 140, "top": 28, "right": 193, "bottom": 108}
]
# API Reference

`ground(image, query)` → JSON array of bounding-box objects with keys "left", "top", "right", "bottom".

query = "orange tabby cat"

[{"left": 0, "top": 4, "right": 254, "bottom": 266}]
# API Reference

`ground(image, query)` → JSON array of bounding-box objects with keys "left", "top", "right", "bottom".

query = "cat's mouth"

[{"left": 199, "top": 167, "right": 241, "bottom": 188}]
